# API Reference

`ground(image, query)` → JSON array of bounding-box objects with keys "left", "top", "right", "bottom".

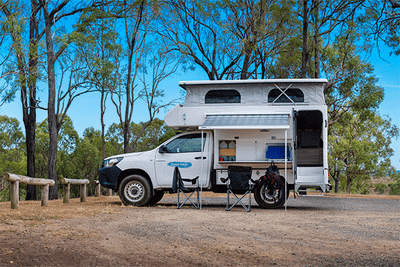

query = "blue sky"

[{"left": 0, "top": 50, "right": 399, "bottom": 170}]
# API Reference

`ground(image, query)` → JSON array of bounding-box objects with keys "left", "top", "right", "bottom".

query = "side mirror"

[{"left": 159, "top": 145, "right": 168, "bottom": 154}]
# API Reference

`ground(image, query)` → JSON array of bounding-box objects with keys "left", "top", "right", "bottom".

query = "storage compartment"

[{"left": 265, "top": 143, "right": 291, "bottom": 161}]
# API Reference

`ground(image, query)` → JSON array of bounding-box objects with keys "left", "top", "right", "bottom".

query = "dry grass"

[
  {"left": 1, "top": 192, "right": 399, "bottom": 225},
  {"left": 0, "top": 196, "right": 124, "bottom": 227}
]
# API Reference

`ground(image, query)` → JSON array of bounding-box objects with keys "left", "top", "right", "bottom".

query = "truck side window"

[
  {"left": 205, "top": 90, "right": 241, "bottom": 104},
  {"left": 163, "top": 133, "right": 206, "bottom": 153}
]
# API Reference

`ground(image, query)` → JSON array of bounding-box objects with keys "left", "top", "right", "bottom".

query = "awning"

[{"left": 199, "top": 114, "right": 290, "bottom": 130}]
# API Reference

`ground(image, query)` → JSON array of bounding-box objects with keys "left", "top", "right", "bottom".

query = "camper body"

[{"left": 98, "top": 79, "right": 330, "bottom": 208}]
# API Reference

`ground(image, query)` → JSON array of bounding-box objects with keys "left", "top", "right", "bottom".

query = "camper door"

[{"left": 294, "top": 110, "right": 325, "bottom": 189}]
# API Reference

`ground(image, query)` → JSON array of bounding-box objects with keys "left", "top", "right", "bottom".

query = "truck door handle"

[{"left": 195, "top": 157, "right": 206, "bottom": 160}]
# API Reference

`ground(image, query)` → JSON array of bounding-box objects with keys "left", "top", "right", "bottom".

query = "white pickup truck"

[{"left": 98, "top": 79, "right": 330, "bottom": 208}]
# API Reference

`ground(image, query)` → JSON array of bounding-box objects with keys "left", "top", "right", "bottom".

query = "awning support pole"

[{"left": 285, "top": 129, "right": 288, "bottom": 212}]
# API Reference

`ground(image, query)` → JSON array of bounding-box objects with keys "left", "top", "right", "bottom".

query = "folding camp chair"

[
  {"left": 172, "top": 167, "right": 201, "bottom": 209},
  {"left": 221, "top": 166, "right": 253, "bottom": 212}
]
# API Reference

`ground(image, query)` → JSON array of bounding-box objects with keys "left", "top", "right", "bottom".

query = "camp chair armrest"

[{"left": 181, "top": 176, "right": 199, "bottom": 185}]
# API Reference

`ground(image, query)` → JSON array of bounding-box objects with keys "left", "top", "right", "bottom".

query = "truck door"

[{"left": 155, "top": 132, "right": 210, "bottom": 187}]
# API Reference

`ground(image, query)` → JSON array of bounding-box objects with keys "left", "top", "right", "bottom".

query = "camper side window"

[
  {"left": 163, "top": 133, "right": 206, "bottom": 153},
  {"left": 205, "top": 90, "right": 241, "bottom": 104},
  {"left": 268, "top": 89, "right": 304, "bottom": 103}
]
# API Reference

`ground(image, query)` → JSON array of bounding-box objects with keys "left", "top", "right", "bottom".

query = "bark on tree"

[{"left": 24, "top": 0, "right": 41, "bottom": 200}]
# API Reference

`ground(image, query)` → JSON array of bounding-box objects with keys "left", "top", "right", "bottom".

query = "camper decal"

[{"left": 167, "top": 162, "right": 192, "bottom": 168}]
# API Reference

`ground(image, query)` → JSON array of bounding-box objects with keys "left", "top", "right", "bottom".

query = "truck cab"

[{"left": 98, "top": 79, "right": 330, "bottom": 207}]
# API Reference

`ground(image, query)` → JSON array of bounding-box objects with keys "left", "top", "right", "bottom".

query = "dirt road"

[{"left": 1, "top": 193, "right": 400, "bottom": 266}]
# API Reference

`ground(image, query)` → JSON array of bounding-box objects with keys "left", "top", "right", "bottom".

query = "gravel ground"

[{"left": 1, "top": 193, "right": 400, "bottom": 266}]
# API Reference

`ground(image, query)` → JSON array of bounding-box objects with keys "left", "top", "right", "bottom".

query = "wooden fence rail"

[
  {"left": 2, "top": 174, "right": 113, "bottom": 209},
  {"left": 3, "top": 173, "right": 55, "bottom": 209},
  {"left": 60, "top": 178, "right": 89, "bottom": 204}
]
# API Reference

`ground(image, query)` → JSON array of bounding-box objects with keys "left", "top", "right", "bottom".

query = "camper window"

[
  {"left": 268, "top": 88, "right": 304, "bottom": 103},
  {"left": 205, "top": 90, "right": 241, "bottom": 104}
]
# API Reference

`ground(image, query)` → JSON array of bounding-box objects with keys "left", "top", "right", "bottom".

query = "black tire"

[
  {"left": 254, "top": 177, "right": 287, "bottom": 209},
  {"left": 147, "top": 190, "right": 164, "bottom": 206},
  {"left": 118, "top": 175, "right": 151, "bottom": 206}
]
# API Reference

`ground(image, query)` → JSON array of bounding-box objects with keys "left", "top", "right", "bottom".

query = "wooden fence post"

[
  {"left": 80, "top": 184, "right": 87, "bottom": 202},
  {"left": 42, "top": 184, "right": 49, "bottom": 206},
  {"left": 10, "top": 179, "right": 19, "bottom": 209},
  {"left": 63, "top": 183, "right": 70, "bottom": 204},
  {"left": 95, "top": 180, "right": 101, "bottom": 197},
  {"left": 108, "top": 189, "right": 113, "bottom": 196}
]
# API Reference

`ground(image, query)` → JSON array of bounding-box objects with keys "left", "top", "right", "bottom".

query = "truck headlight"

[{"left": 102, "top": 157, "right": 123, "bottom": 168}]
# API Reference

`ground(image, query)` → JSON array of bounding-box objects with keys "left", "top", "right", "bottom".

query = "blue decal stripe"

[{"left": 167, "top": 162, "right": 192, "bottom": 168}]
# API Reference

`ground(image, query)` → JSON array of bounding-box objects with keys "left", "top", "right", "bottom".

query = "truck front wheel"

[
  {"left": 254, "top": 179, "right": 287, "bottom": 209},
  {"left": 148, "top": 190, "right": 164, "bottom": 206},
  {"left": 119, "top": 175, "right": 151, "bottom": 206}
]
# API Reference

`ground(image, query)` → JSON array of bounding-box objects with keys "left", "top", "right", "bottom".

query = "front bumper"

[{"left": 98, "top": 166, "right": 122, "bottom": 190}]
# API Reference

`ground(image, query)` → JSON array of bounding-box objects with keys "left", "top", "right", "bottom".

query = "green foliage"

[
  {"left": 0, "top": 115, "right": 26, "bottom": 175},
  {"left": 0, "top": 115, "right": 26, "bottom": 201},
  {"left": 329, "top": 110, "right": 399, "bottom": 194},
  {"left": 389, "top": 182, "right": 400, "bottom": 195},
  {"left": 388, "top": 171, "right": 400, "bottom": 195},
  {"left": 106, "top": 119, "right": 178, "bottom": 153},
  {"left": 374, "top": 182, "right": 388, "bottom": 195}
]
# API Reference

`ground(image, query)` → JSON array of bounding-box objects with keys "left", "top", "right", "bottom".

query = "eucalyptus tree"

[
  {"left": 158, "top": 0, "right": 240, "bottom": 80},
  {"left": 39, "top": 0, "right": 105, "bottom": 199},
  {"left": 73, "top": 5, "right": 122, "bottom": 159},
  {"left": 0, "top": 0, "right": 44, "bottom": 200},
  {"left": 108, "top": 0, "right": 146, "bottom": 154},
  {"left": 329, "top": 110, "right": 399, "bottom": 193},
  {"left": 110, "top": 0, "right": 179, "bottom": 153},
  {"left": 297, "top": 0, "right": 366, "bottom": 78}
]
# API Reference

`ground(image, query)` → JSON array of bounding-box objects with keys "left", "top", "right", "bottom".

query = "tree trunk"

[
  {"left": 123, "top": 121, "right": 131, "bottom": 153},
  {"left": 25, "top": 1, "right": 39, "bottom": 200},
  {"left": 346, "top": 176, "right": 352, "bottom": 194},
  {"left": 312, "top": 0, "right": 320, "bottom": 78},
  {"left": 24, "top": 107, "right": 36, "bottom": 199},
  {"left": 333, "top": 172, "right": 340, "bottom": 193},
  {"left": 100, "top": 89, "right": 106, "bottom": 159},
  {"left": 42, "top": 2, "right": 59, "bottom": 199},
  {"left": 301, "top": 0, "right": 309, "bottom": 78}
]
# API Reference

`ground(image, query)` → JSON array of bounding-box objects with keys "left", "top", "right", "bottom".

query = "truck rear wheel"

[
  {"left": 119, "top": 175, "right": 151, "bottom": 206},
  {"left": 254, "top": 178, "right": 287, "bottom": 209}
]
